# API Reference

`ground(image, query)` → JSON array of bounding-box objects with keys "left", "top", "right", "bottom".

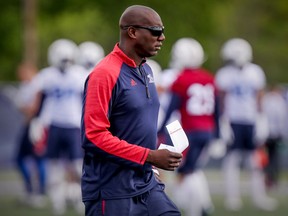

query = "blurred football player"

[
  {"left": 14, "top": 62, "right": 47, "bottom": 208},
  {"left": 31, "top": 39, "right": 86, "bottom": 215},
  {"left": 77, "top": 41, "right": 105, "bottom": 76},
  {"left": 158, "top": 38, "right": 219, "bottom": 216},
  {"left": 262, "top": 84, "right": 287, "bottom": 189},
  {"left": 215, "top": 38, "right": 278, "bottom": 211},
  {"left": 157, "top": 37, "right": 191, "bottom": 127}
]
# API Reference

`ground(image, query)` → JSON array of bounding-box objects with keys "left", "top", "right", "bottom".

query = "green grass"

[
  {"left": 0, "top": 197, "right": 80, "bottom": 216},
  {"left": 0, "top": 169, "right": 80, "bottom": 215},
  {"left": 0, "top": 194, "right": 287, "bottom": 216},
  {"left": 0, "top": 169, "right": 287, "bottom": 216},
  {"left": 210, "top": 195, "right": 288, "bottom": 216}
]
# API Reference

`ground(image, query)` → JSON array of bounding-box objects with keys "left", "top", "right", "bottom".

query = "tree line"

[{"left": 0, "top": 0, "right": 287, "bottom": 84}]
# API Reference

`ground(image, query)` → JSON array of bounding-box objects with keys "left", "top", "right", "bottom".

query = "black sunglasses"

[{"left": 123, "top": 25, "right": 164, "bottom": 37}]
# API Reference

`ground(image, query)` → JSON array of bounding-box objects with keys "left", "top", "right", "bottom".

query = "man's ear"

[{"left": 127, "top": 27, "right": 137, "bottom": 39}]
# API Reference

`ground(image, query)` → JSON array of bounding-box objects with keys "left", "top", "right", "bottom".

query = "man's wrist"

[{"left": 146, "top": 149, "right": 154, "bottom": 164}]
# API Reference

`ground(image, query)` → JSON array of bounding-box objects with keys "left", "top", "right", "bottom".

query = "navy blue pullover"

[{"left": 81, "top": 44, "right": 160, "bottom": 201}]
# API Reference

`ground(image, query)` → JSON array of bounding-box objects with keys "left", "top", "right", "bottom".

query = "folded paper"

[{"left": 158, "top": 120, "right": 189, "bottom": 153}]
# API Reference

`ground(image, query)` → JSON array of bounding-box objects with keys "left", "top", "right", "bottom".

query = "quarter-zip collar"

[{"left": 138, "top": 60, "right": 151, "bottom": 99}]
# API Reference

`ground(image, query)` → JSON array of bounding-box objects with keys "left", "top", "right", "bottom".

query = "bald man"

[{"left": 81, "top": 5, "right": 182, "bottom": 216}]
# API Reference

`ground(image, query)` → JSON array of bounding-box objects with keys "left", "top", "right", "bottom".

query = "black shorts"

[
  {"left": 230, "top": 123, "right": 256, "bottom": 150},
  {"left": 46, "top": 125, "right": 83, "bottom": 160}
]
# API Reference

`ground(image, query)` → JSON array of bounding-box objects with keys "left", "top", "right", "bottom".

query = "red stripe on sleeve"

[{"left": 84, "top": 56, "right": 148, "bottom": 165}]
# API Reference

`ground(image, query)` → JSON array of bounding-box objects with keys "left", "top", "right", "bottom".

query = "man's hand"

[{"left": 146, "top": 149, "right": 182, "bottom": 171}]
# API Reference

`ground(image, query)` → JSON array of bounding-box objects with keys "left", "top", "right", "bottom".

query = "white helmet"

[
  {"left": 221, "top": 38, "right": 252, "bottom": 67},
  {"left": 78, "top": 41, "right": 105, "bottom": 70},
  {"left": 146, "top": 59, "right": 162, "bottom": 85},
  {"left": 48, "top": 39, "right": 78, "bottom": 69},
  {"left": 169, "top": 38, "right": 205, "bottom": 70}
]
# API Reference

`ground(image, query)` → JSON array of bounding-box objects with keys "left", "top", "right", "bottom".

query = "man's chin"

[{"left": 150, "top": 51, "right": 158, "bottom": 56}]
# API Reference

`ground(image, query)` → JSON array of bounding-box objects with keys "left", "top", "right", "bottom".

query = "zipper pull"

[
  {"left": 139, "top": 64, "right": 151, "bottom": 99},
  {"left": 146, "top": 85, "right": 151, "bottom": 98}
]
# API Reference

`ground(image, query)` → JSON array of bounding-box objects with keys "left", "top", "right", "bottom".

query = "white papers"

[
  {"left": 158, "top": 143, "right": 177, "bottom": 152},
  {"left": 158, "top": 120, "right": 189, "bottom": 153}
]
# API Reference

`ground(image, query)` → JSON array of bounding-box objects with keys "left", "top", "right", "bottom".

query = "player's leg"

[
  {"left": 47, "top": 159, "right": 67, "bottom": 215},
  {"left": 193, "top": 134, "right": 214, "bottom": 215},
  {"left": 246, "top": 150, "right": 278, "bottom": 211},
  {"left": 223, "top": 150, "right": 242, "bottom": 210},
  {"left": 174, "top": 131, "right": 213, "bottom": 216},
  {"left": 15, "top": 126, "right": 34, "bottom": 201},
  {"left": 46, "top": 125, "right": 67, "bottom": 215},
  {"left": 265, "top": 138, "right": 279, "bottom": 188},
  {"left": 16, "top": 157, "right": 32, "bottom": 195},
  {"left": 174, "top": 173, "right": 202, "bottom": 216},
  {"left": 24, "top": 154, "right": 47, "bottom": 209},
  {"left": 34, "top": 155, "right": 46, "bottom": 195},
  {"left": 223, "top": 123, "right": 243, "bottom": 210},
  {"left": 240, "top": 124, "right": 277, "bottom": 211},
  {"left": 195, "top": 170, "right": 214, "bottom": 215},
  {"left": 64, "top": 127, "right": 84, "bottom": 215}
]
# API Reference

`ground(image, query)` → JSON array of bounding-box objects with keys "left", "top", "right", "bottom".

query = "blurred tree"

[
  {"left": 211, "top": 0, "right": 288, "bottom": 83},
  {"left": 0, "top": 0, "right": 288, "bottom": 84},
  {"left": 23, "top": 0, "right": 38, "bottom": 67},
  {"left": 0, "top": 0, "right": 21, "bottom": 81}
]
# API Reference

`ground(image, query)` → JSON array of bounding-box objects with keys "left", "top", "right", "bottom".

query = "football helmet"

[
  {"left": 169, "top": 38, "right": 205, "bottom": 70},
  {"left": 221, "top": 38, "right": 252, "bottom": 67},
  {"left": 48, "top": 39, "right": 78, "bottom": 70},
  {"left": 78, "top": 41, "right": 105, "bottom": 70}
]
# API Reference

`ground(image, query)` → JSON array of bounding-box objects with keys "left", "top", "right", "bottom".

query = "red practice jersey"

[{"left": 171, "top": 68, "right": 217, "bottom": 132}]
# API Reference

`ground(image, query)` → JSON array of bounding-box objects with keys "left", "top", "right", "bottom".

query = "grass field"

[
  {"left": 0, "top": 194, "right": 288, "bottom": 216},
  {"left": 0, "top": 168, "right": 287, "bottom": 216}
]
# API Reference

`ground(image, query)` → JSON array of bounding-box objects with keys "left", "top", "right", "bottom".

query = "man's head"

[
  {"left": 17, "top": 62, "right": 37, "bottom": 81},
  {"left": 119, "top": 5, "right": 165, "bottom": 64},
  {"left": 78, "top": 41, "right": 105, "bottom": 70},
  {"left": 220, "top": 38, "right": 253, "bottom": 67},
  {"left": 170, "top": 38, "right": 205, "bottom": 70},
  {"left": 48, "top": 39, "right": 78, "bottom": 71}
]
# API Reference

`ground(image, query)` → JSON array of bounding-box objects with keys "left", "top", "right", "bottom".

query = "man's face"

[{"left": 134, "top": 19, "right": 165, "bottom": 58}]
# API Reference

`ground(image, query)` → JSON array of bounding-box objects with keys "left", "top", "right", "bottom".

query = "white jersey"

[
  {"left": 157, "top": 68, "right": 181, "bottom": 128},
  {"left": 32, "top": 65, "right": 87, "bottom": 128},
  {"left": 215, "top": 63, "right": 266, "bottom": 124},
  {"left": 16, "top": 80, "right": 38, "bottom": 111},
  {"left": 82, "top": 66, "right": 94, "bottom": 79},
  {"left": 262, "top": 90, "right": 288, "bottom": 139}
]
